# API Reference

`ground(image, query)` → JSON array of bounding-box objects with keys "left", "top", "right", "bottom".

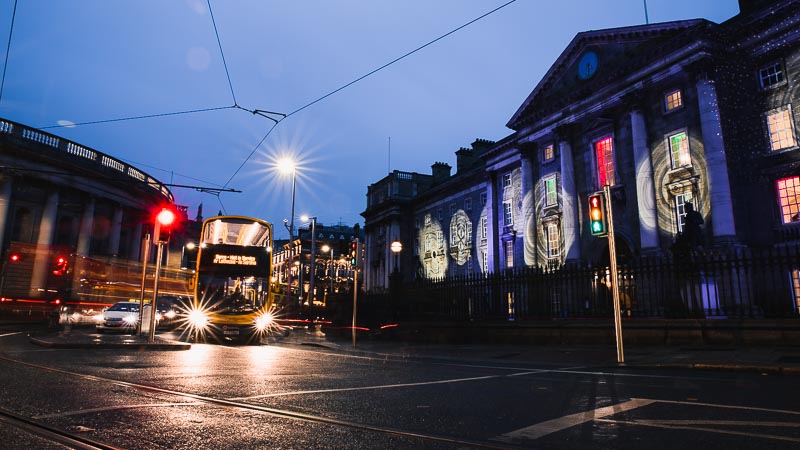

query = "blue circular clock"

[{"left": 578, "top": 51, "right": 598, "bottom": 80}]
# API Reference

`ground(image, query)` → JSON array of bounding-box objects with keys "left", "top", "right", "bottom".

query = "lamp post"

[
  {"left": 301, "top": 215, "right": 317, "bottom": 308},
  {"left": 278, "top": 158, "right": 296, "bottom": 307},
  {"left": 390, "top": 240, "right": 403, "bottom": 294},
  {"left": 321, "top": 244, "right": 332, "bottom": 303}
]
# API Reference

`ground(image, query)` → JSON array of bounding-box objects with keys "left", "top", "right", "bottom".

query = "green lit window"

[
  {"left": 668, "top": 131, "right": 691, "bottom": 168},
  {"left": 544, "top": 175, "right": 557, "bottom": 207}
]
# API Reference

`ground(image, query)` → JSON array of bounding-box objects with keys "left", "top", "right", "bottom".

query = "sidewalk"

[{"left": 21, "top": 324, "right": 800, "bottom": 375}]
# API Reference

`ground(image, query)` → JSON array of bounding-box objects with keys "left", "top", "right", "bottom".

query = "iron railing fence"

[{"left": 359, "top": 246, "right": 800, "bottom": 323}]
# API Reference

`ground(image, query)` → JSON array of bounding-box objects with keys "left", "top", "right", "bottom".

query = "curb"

[{"left": 30, "top": 337, "right": 191, "bottom": 350}]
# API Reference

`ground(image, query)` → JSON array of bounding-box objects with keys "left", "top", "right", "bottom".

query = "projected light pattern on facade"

[
  {"left": 449, "top": 209, "right": 473, "bottom": 266},
  {"left": 418, "top": 213, "right": 448, "bottom": 279}
]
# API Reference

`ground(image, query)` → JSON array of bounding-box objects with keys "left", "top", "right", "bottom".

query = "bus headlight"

[
  {"left": 188, "top": 310, "right": 209, "bottom": 329},
  {"left": 255, "top": 312, "right": 274, "bottom": 331}
]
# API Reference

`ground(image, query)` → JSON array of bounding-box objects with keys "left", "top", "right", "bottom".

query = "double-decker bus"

[{"left": 185, "top": 216, "right": 277, "bottom": 342}]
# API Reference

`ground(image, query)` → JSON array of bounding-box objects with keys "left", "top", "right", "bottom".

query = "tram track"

[
  {"left": 0, "top": 405, "right": 122, "bottom": 450},
  {"left": 0, "top": 355, "right": 521, "bottom": 449}
]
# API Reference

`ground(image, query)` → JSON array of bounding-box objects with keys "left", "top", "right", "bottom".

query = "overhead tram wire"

[
  {"left": 37, "top": 105, "right": 236, "bottom": 130},
  {"left": 0, "top": 0, "right": 18, "bottom": 104},
  {"left": 207, "top": 0, "right": 238, "bottom": 107},
  {"left": 220, "top": 0, "right": 519, "bottom": 188}
]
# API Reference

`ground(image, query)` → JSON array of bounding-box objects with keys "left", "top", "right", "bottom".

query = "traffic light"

[
  {"left": 349, "top": 240, "right": 357, "bottom": 266},
  {"left": 154, "top": 207, "right": 176, "bottom": 243},
  {"left": 588, "top": 193, "right": 607, "bottom": 236},
  {"left": 52, "top": 255, "right": 68, "bottom": 276}
]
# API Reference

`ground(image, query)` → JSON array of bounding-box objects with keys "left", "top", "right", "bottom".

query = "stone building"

[{"left": 363, "top": 0, "right": 800, "bottom": 291}]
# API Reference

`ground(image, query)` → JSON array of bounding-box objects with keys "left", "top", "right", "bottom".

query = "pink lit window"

[
  {"left": 595, "top": 136, "right": 616, "bottom": 187},
  {"left": 777, "top": 176, "right": 800, "bottom": 224}
]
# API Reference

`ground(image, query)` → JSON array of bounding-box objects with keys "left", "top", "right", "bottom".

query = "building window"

[
  {"left": 791, "top": 269, "right": 800, "bottom": 315},
  {"left": 594, "top": 135, "right": 616, "bottom": 187},
  {"left": 668, "top": 131, "right": 691, "bottom": 168},
  {"left": 544, "top": 175, "right": 558, "bottom": 207},
  {"left": 449, "top": 204, "right": 456, "bottom": 215},
  {"left": 482, "top": 252, "right": 488, "bottom": 273},
  {"left": 480, "top": 192, "right": 487, "bottom": 205},
  {"left": 505, "top": 240, "right": 514, "bottom": 268},
  {"left": 759, "top": 62, "right": 785, "bottom": 89},
  {"left": 546, "top": 222, "right": 560, "bottom": 259},
  {"left": 777, "top": 176, "right": 800, "bottom": 224},
  {"left": 481, "top": 216, "right": 487, "bottom": 240},
  {"left": 675, "top": 193, "right": 694, "bottom": 233},
  {"left": 665, "top": 89, "right": 683, "bottom": 112},
  {"left": 767, "top": 107, "right": 796, "bottom": 151},
  {"left": 503, "top": 201, "right": 513, "bottom": 226},
  {"left": 464, "top": 198, "right": 472, "bottom": 212},
  {"left": 502, "top": 173, "right": 512, "bottom": 189},
  {"left": 542, "top": 144, "right": 554, "bottom": 162}
]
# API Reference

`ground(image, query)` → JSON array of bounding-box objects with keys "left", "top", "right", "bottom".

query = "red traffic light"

[
  {"left": 9, "top": 253, "right": 20, "bottom": 263},
  {"left": 156, "top": 208, "right": 176, "bottom": 226},
  {"left": 53, "top": 255, "right": 68, "bottom": 275},
  {"left": 154, "top": 207, "right": 177, "bottom": 243}
]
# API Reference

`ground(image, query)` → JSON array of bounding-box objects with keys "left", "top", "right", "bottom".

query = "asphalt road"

[{"left": 1, "top": 324, "right": 799, "bottom": 449}]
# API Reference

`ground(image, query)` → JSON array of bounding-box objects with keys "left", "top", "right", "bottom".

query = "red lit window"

[
  {"left": 777, "top": 176, "right": 800, "bottom": 224},
  {"left": 595, "top": 136, "right": 616, "bottom": 187}
]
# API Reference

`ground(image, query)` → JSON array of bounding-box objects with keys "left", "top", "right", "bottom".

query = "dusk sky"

[{"left": 0, "top": 0, "right": 739, "bottom": 238}]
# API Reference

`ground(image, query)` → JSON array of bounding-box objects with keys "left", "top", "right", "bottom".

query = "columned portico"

[
  {"left": 559, "top": 139, "right": 580, "bottom": 261},
  {"left": 630, "top": 108, "right": 660, "bottom": 250},
  {"left": 30, "top": 189, "right": 59, "bottom": 295}
]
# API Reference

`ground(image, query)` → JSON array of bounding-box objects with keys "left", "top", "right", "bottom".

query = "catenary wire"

[
  {"left": 38, "top": 105, "right": 236, "bottom": 130},
  {"left": 0, "top": 0, "right": 18, "bottom": 104},
  {"left": 207, "top": 0, "right": 238, "bottom": 106}
]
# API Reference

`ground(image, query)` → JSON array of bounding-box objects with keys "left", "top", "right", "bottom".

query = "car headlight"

[
  {"left": 123, "top": 314, "right": 138, "bottom": 325},
  {"left": 94, "top": 314, "right": 105, "bottom": 323},
  {"left": 164, "top": 310, "right": 176, "bottom": 319},
  {"left": 188, "top": 310, "right": 209, "bottom": 329},
  {"left": 255, "top": 312, "right": 274, "bottom": 331}
]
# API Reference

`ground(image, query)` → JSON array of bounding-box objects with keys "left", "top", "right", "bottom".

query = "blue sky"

[{"left": 0, "top": 0, "right": 739, "bottom": 238}]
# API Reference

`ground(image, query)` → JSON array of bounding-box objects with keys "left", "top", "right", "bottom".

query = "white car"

[{"left": 95, "top": 302, "right": 140, "bottom": 333}]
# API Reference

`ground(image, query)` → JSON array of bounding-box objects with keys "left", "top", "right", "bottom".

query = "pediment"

[{"left": 507, "top": 19, "right": 708, "bottom": 130}]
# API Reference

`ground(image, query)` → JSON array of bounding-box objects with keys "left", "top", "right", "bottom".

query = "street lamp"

[
  {"left": 390, "top": 240, "right": 403, "bottom": 294},
  {"left": 300, "top": 215, "right": 317, "bottom": 307},
  {"left": 278, "top": 158, "right": 296, "bottom": 306},
  {"left": 390, "top": 240, "right": 403, "bottom": 273}
]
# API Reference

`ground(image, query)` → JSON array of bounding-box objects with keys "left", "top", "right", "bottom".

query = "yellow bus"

[{"left": 185, "top": 216, "right": 277, "bottom": 343}]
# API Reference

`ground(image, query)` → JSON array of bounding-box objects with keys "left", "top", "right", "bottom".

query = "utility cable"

[
  {"left": 119, "top": 159, "right": 227, "bottom": 188},
  {"left": 0, "top": 0, "right": 18, "bottom": 104},
  {"left": 207, "top": 0, "right": 238, "bottom": 106},
  {"left": 38, "top": 105, "right": 235, "bottom": 129},
  {"left": 223, "top": 0, "right": 518, "bottom": 187}
]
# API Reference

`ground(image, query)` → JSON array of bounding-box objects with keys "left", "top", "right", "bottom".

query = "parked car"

[{"left": 95, "top": 301, "right": 140, "bottom": 333}]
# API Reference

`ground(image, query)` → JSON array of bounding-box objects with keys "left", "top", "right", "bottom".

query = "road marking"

[
  {"left": 0, "top": 332, "right": 24, "bottom": 338},
  {"left": 494, "top": 398, "right": 656, "bottom": 443},
  {"left": 639, "top": 398, "right": 800, "bottom": 416},
  {"left": 595, "top": 418, "right": 800, "bottom": 443},
  {"left": 231, "top": 370, "right": 548, "bottom": 400}
]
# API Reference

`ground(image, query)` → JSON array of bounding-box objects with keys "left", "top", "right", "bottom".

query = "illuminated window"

[
  {"left": 503, "top": 201, "right": 513, "bottom": 226},
  {"left": 665, "top": 89, "right": 683, "bottom": 111},
  {"left": 759, "top": 62, "right": 785, "bottom": 89},
  {"left": 675, "top": 193, "right": 694, "bottom": 233},
  {"left": 791, "top": 269, "right": 800, "bottom": 314},
  {"left": 482, "top": 252, "right": 488, "bottom": 272},
  {"left": 544, "top": 175, "right": 557, "bottom": 207},
  {"left": 594, "top": 136, "right": 616, "bottom": 187},
  {"left": 542, "top": 144, "right": 554, "bottom": 162},
  {"left": 481, "top": 217, "right": 487, "bottom": 240},
  {"left": 505, "top": 240, "right": 514, "bottom": 268},
  {"left": 767, "top": 108, "right": 796, "bottom": 151},
  {"left": 502, "top": 173, "right": 512, "bottom": 188},
  {"left": 464, "top": 198, "right": 472, "bottom": 212},
  {"left": 668, "top": 131, "right": 691, "bottom": 168},
  {"left": 777, "top": 176, "right": 800, "bottom": 224},
  {"left": 546, "top": 222, "right": 560, "bottom": 259}
]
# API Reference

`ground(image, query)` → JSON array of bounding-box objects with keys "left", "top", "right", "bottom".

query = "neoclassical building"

[
  {"left": 0, "top": 118, "right": 182, "bottom": 305},
  {"left": 363, "top": 0, "right": 800, "bottom": 291}
]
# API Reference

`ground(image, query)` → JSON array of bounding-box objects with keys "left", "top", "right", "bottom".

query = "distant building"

[{"left": 362, "top": 0, "right": 800, "bottom": 291}]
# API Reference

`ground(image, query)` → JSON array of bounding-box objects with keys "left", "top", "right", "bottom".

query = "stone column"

[
  {"left": 485, "top": 173, "right": 499, "bottom": 273},
  {"left": 631, "top": 109, "right": 660, "bottom": 250},
  {"left": 108, "top": 206, "right": 123, "bottom": 257},
  {"left": 30, "top": 190, "right": 59, "bottom": 295},
  {"left": 129, "top": 222, "right": 143, "bottom": 261},
  {"left": 520, "top": 149, "right": 537, "bottom": 266},
  {"left": 0, "top": 176, "right": 12, "bottom": 247},
  {"left": 559, "top": 140, "right": 581, "bottom": 261},
  {"left": 76, "top": 197, "right": 95, "bottom": 256},
  {"left": 696, "top": 75, "right": 736, "bottom": 241}
]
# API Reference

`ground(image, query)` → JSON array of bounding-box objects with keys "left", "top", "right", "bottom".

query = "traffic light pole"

[
  {"left": 149, "top": 241, "right": 165, "bottom": 343},
  {"left": 352, "top": 238, "right": 359, "bottom": 348},
  {"left": 603, "top": 185, "right": 625, "bottom": 364},
  {"left": 138, "top": 233, "right": 150, "bottom": 337}
]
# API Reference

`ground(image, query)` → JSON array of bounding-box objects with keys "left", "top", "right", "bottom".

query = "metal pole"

[
  {"left": 329, "top": 248, "right": 334, "bottom": 296},
  {"left": 138, "top": 233, "right": 150, "bottom": 337},
  {"left": 352, "top": 260, "right": 358, "bottom": 348},
  {"left": 309, "top": 218, "right": 316, "bottom": 307},
  {"left": 287, "top": 169, "right": 296, "bottom": 306},
  {"left": 604, "top": 185, "right": 624, "bottom": 364},
  {"left": 149, "top": 241, "right": 164, "bottom": 343}
]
